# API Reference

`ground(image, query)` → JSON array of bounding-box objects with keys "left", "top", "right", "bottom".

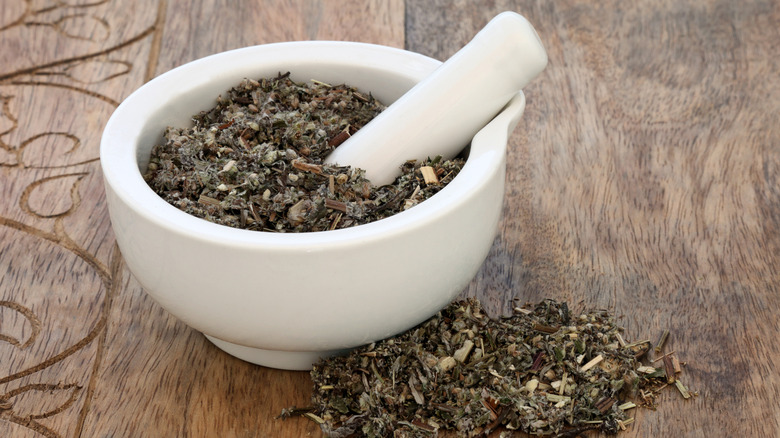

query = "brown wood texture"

[{"left": 1, "top": 0, "right": 778, "bottom": 437}]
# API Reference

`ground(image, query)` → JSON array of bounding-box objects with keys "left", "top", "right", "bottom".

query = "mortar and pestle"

[{"left": 100, "top": 12, "right": 547, "bottom": 370}]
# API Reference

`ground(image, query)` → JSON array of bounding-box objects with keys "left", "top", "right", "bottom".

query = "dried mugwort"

[
  {"left": 302, "top": 299, "right": 692, "bottom": 437},
  {"left": 144, "top": 72, "right": 464, "bottom": 232}
]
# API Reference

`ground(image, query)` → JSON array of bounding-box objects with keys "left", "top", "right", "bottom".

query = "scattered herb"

[
  {"left": 654, "top": 329, "right": 669, "bottom": 353},
  {"left": 674, "top": 380, "right": 691, "bottom": 400},
  {"left": 287, "top": 299, "right": 695, "bottom": 437},
  {"left": 143, "top": 72, "right": 464, "bottom": 232}
]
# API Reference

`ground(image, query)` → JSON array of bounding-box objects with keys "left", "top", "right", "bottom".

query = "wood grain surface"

[{"left": 1, "top": 1, "right": 778, "bottom": 437}]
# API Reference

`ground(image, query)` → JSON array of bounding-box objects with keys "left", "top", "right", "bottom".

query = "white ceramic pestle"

[{"left": 324, "top": 11, "right": 548, "bottom": 186}]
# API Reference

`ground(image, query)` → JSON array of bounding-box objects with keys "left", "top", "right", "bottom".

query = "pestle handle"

[{"left": 325, "top": 11, "right": 548, "bottom": 186}]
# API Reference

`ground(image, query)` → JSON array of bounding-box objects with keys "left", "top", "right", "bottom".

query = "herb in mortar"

[
  {"left": 143, "top": 72, "right": 464, "bottom": 232},
  {"left": 291, "top": 299, "right": 692, "bottom": 437}
]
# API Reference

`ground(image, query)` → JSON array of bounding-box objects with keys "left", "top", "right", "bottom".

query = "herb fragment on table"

[
  {"left": 654, "top": 329, "right": 670, "bottom": 353},
  {"left": 143, "top": 72, "right": 465, "bottom": 232},
  {"left": 295, "top": 299, "right": 694, "bottom": 437}
]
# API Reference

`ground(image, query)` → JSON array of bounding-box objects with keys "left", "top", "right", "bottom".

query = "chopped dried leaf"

[
  {"left": 144, "top": 73, "right": 465, "bottom": 232},
  {"left": 300, "top": 299, "right": 692, "bottom": 437}
]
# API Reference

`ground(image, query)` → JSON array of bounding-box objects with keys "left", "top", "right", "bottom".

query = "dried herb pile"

[
  {"left": 298, "top": 299, "right": 692, "bottom": 437},
  {"left": 143, "top": 72, "right": 464, "bottom": 232}
]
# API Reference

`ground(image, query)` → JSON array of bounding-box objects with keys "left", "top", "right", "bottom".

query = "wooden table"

[{"left": 1, "top": 1, "right": 778, "bottom": 436}]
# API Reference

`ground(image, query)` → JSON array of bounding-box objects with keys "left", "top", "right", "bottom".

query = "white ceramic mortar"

[{"left": 100, "top": 41, "right": 527, "bottom": 370}]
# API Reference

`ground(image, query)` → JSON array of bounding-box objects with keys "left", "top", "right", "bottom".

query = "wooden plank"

[
  {"left": 1, "top": 2, "right": 160, "bottom": 437},
  {"left": 155, "top": 0, "right": 405, "bottom": 75},
  {"left": 1, "top": 1, "right": 402, "bottom": 437},
  {"left": 2, "top": 0, "right": 780, "bottom": 437},
  {"left": 406, "top": 1, "right": 780, "bottom": 437},
  {"left": 75, "top": 1, "right": 404, "bottom": 437}
]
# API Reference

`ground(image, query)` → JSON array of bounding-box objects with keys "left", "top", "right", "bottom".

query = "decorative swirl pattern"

[
  {"left": 0, "top": 383, "right": 82, "bottom": 438},
  {"left": 0, "top": 301, "right": 41, "bottom": 350},
  {"left": 0, "top": 1, "right": 160, "bottom": 436}
]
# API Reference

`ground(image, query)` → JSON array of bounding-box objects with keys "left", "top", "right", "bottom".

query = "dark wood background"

[{"left": 2, "top": 1, "right": 778, "bottom": 436}]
